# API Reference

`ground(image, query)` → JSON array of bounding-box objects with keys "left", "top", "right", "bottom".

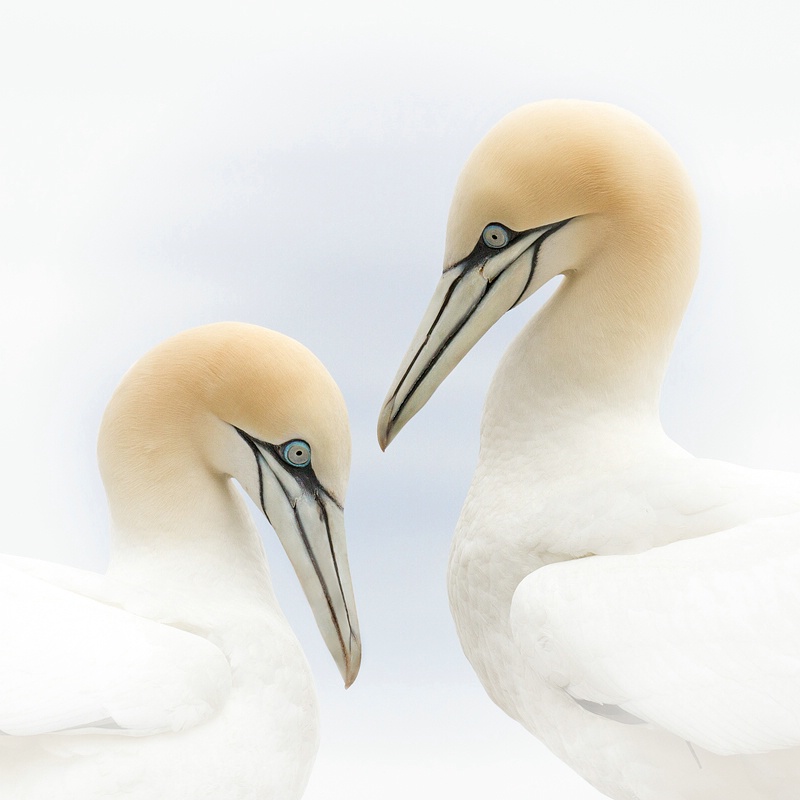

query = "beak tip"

[
  {"left": 342, "top": 638, "right": 362, "bottom": 689},
  {"left": 376, "top": 403, "right": 397, "bottom": 451}
]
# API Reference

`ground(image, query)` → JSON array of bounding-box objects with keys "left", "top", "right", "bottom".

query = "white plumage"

[
  {"left": 1, "top": 322, "right": 360, "bottom": 799},
  {"left": 514, "top": 517, "right": 800, "bottom": 755},
  {"left": 378, "top": 100, "right": 800, "bottom": 798}
]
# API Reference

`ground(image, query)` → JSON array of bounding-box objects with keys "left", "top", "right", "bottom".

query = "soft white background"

[{"left": 2, "top": 2, "right": 799, "bottom": 798}]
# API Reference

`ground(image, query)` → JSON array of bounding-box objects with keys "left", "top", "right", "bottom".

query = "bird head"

[
  {"left": 99, "top": 322, "right": 360, "bottom": 687},
  {"left": 378, "top": 100, "right": 699, "bottom": 448}
]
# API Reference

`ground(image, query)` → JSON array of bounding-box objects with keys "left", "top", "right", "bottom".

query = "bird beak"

[
  {"left": 269, "top": 482, "right": 361, "bottom": 688},
  {"left": 378, "top": 221, "right": 568, "bottom": 448},
  {"left": 239, "top": 433, "right": 361, "bottom": 687}
]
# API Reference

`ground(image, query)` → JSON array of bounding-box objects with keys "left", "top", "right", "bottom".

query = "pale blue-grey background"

[{"left": 2, "top": 2, "right": 799, "bottom": 797}]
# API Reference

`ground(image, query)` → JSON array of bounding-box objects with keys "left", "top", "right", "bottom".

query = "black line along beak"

[
  {"left": 377, "top": 219, "right": 571, "bottom": 449},
  {"left": 235, "top": 427, "right": 361, "bottom": 687}
]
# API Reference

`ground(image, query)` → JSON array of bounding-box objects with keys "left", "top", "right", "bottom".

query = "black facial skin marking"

[
  {"left": 387, "top": 218, "right": 573, "bottom": 428},
  {"left": 232, "top": 426, "right": 353, "bottom": 657}
]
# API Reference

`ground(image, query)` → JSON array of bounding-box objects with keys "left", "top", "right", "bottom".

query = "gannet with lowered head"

[
  {"left": 378, "top": 101, "right": 800, "bottom": 799},
  {"left": 0, "top": 322, "right": 360, "bottom": 799}
]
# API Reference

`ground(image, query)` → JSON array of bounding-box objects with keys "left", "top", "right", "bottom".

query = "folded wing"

[
  {"left": 0, "top": 562, "right": 231, "bottom": 736},
  {"left": 511, "top": 515, "right": 800, "bottom": 755}
]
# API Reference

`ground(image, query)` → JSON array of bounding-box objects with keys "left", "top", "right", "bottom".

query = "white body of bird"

[
  {"left": 1, "top": 322, "right": 360, "bottom": 799},
  {"left": 378, "top": 101, "right": 800, "bottom": 799}
]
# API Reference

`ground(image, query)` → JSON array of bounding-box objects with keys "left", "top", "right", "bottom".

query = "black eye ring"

[{"left": 281, "top": 440, "right": 311, "bottom": 467}]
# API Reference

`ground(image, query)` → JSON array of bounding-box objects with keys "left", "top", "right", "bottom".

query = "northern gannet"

[
  {"left": 1, "top": 322, "right": 360, "bottom": 799},
  {"left": 377, "top": 101, "right": 800, "bottom": 799}
]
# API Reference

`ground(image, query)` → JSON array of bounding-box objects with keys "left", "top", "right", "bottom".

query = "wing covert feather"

[
  {"left": 0, "top": 563, "right": 231, "bottom": 736},
  {"left": 511, "top": 515, "right": 800, "bottom": 755}
]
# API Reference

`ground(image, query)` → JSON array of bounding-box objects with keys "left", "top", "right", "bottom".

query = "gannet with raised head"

[
  {"left": 1, "top": 322, "right": 360, "bottom": 799},
  {"left": 378, "top": 101, "right": 800, "bottom": 799}
]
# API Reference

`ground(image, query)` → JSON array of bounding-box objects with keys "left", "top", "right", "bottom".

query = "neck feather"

[
  {"left": 482, "top": 211, "right": 700, "bottom": 455},
  {"left": 97, "top": 376, "right": 271, "bottom": 597}
]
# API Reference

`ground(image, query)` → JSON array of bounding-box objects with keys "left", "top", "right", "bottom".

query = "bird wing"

[
  {"left": 0, "top": 561, "right": 231, "bottom": 736},
  {"left": 510, "top": 514, "right": 800, "bottom": 755}
]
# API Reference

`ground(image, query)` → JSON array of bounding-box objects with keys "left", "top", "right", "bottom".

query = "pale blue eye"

[
  {"left": 282, "top": 440, "right": 311, "bottom": 467},
  {"left": 482, "top": 224, "right": 509, "bottom": 249}
]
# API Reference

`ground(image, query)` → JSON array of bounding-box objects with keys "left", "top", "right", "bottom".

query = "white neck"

[
  {"left": 103, "top": 443, "right": 275, "bottom": 608},
  {"left": 481, "top": 221, "right": 699, "bottom": 466}
]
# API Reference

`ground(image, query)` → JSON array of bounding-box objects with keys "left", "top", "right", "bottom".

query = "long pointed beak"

[
  {"left": 270, "top": 484, "right": 361, "bottom": 687},
  {"left": 242, "top": 435, "right": 361, "bottom": 687},
  {"left": 378, "top": 222, "right": 568, "bottom": 449}
]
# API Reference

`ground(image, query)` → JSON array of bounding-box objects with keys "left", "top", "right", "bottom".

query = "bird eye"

[
  {"left": 482, "top": 224, "right": 509, "bottom": 249},
  {"left": 281, "top": 440, "right": 311, "bottom": 467}
]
